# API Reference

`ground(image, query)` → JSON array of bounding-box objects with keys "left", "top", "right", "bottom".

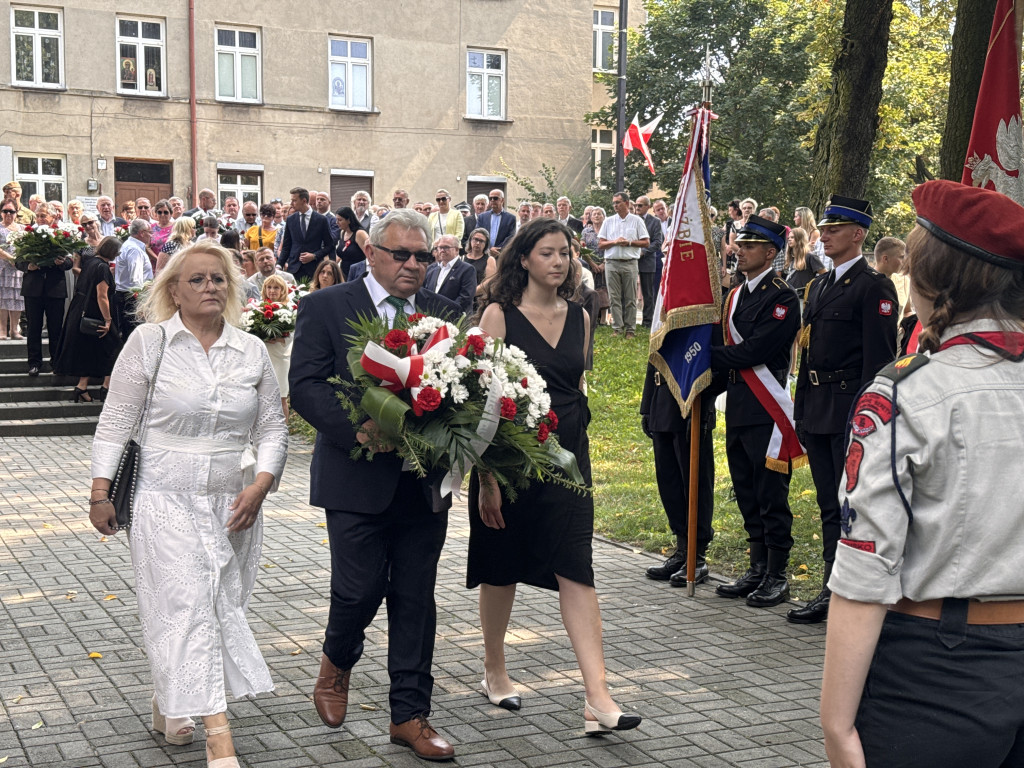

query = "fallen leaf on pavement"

[
  {"left": 12, "top": 696, "right": 22, "bottom": 704},
  {"left": 66, "top": 591, "right": 78, "bottom": 600},
  {"left": 359, "top": 704, "right": 377, "bottom": 711},
  {"left": 321, "top": 539, "right": 328, "bottom": 545},
  {"left": 98, "top": 536, "right": 108, "bottom": 542},
  {"left": 262, "top": 563, "right": 276, "bottom": 568},
  {"left": 103, "top": 595, "right": 117, "bottom": 601},
  {"left": 42, "top": 523, "right": 53, "bottom": 529},
  {"left": 289, "top": 649, "right": 302, "bottom": 656},
  {"left": 31, "top": 721, "right": 43, "bottom": 729},
  {"left": 88, "top": 652, "right": 103, "bottom": 659},
  {"left": 0, "top": 755, "right": 9, "bottom": 763},
  {"left": 316, "top": 522, "right": 326, "bottom": 528}
]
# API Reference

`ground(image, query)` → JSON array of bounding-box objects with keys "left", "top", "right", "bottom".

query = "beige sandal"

[
  {"left": 151, "top": 695, "right": 195, "bottom": 745},
  {"left": 206, "top": 723, "right": 240, "bottom": 768}
]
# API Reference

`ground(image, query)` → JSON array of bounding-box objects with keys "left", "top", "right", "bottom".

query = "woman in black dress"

[
  {"left": 334, "top": 206, "right": 369, "bottom": 280},
  {"left": 53, "top": 236, "right": 123, "bottom": 401},
  {"left": 469, "top": 218, "right": 641, "bottom": 735}
]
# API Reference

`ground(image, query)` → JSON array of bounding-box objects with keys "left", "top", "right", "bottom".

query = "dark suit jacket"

[
  {"left": 640, "top": 322, "right": 723, "bottom": 431},
  {"left": 289, "top": 280, "right": 462, "bottom": 513},
  {"left": 794, "top": 258, "right": 898, "bottom": 433},
  {"left": 279, "top": 209, "right": 335, "bottom": 281},
  {"left": 475, "top": 210, "right": 517, "bottom": 250},
  {"left": 424, "top": 259, "right": 477, "bottom": 315},
  {"left": 564, "top": 216, "right": 584, "bottom": 235},
  {"left": 460, "top": 213, "right": 478, "bottom": 250},
  {"left": 16, "top": 257, "right": 73, "bottom": 298},
  {"left": 346, "top": 260, "right": 368, "bottom": 280},
  {"left": 639, "top": 213, "right": 665, "bottom": 273}
]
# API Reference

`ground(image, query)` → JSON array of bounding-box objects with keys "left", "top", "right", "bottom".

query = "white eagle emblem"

[{"left": 965, "top": 115, "right": 1024, "bottom": 204}]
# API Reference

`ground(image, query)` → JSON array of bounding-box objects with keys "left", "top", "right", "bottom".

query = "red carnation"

[
  {"left": 270, "top": 302, "right": 280, "bottom": 310},
  {"left": 408, "top": 313, "right": 426, "bottom": 323},
  {"left": 546, "top": 409, "right": 559, "bottom": 430},
  {"left": 500, "top": 397, "right": 517, "bottom": 420},
  {"left": 467, "top": 334, "right": 486, "bottom": 354},
  {"left": 415, "top": 387, "right": 442, "bottom": 414},
  {"left": 521, "top": 377, "right": 529, "bottom": 388},
  {"left": 384, "top": 329, "right": 412, "bottom": 350},
  {"left": 537, "top": 423, "right": 551, "bottom": 443},
  {"left": 263, "top": 309, "right": 274, "bottom": 319},
  {"left": 25, "top": 225, "right": 33, "bottom": 232}
]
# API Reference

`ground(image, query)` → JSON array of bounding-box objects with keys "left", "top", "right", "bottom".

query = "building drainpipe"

[{"left": 188, "top": 0, "right": 198, "bottom": 207}]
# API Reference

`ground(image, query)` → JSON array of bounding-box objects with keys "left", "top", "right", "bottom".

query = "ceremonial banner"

[
  {"left": 962, "top": 0, "right": 1024, "bottom": 203},
  {"left": 649, "top": 107, "right": 722, "bottom": 417}
]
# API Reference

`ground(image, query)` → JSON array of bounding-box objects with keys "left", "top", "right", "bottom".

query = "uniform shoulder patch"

[
  {"left": 772, "top": 276, "right": 790, "bottom": 291},
  {"left": 772, "top": 303, "right": 789, "bottom": 320},
  {"left": 877, "top": 353, "right": 929, "bottom": 383}
]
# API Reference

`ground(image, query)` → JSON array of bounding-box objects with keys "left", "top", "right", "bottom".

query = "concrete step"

[
  {"left": 0, "top": 371, "right": 92, "bottom": 389},
  {"left": 0, "top": 400, "right": 104, "bottom": 419},
  {"left": 0, "top": 357, "right": 32, "bottom": 374},
  {"left": 0, "top": 338, "right": 29, "bottom": 359},
  {"left": 0, "top": 415, "right": 98, "bottom": 437},
  {"left": 0, "top": 385, "right": 86, "bottom": 403}
]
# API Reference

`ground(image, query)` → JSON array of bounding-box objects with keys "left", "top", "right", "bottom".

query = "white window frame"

[
  {"left": 217, "top": 170, "right": 262, "bottom": 208},
  {"left": 592, "top": 128, "right": 615, "bottom": 187},
  {"left": 327, "top": 36, "right": 372, "bottom": 111},
  {"left": 14, "top": 153, "right": 66, "bottom": 205},
  {"left": 593, "top": 8, "right": 617, "bottom": 73},
  {"left": 465, "top": 48, "right": 506, "bottom": 121},
  {"left": 214, "top": 25, "right": 261, "bottom": 104},
  {"left": 115, "top": 16, "right": 166, "bottom": 97},
  {"left": 10, "top": 6, "right": 64, "bottom": 89}
]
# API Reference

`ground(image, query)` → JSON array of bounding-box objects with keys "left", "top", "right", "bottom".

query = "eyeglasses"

[
  {"left": 489, "top": 196, "right": 501, "bottom": 201},
  {"left": 155, "top": 209, "right": 170, "bottom": 215},
  {"left": 0, "top": 210, "right": 15, "bottom": 215},
  {"left": 137, "top": 205, "right": 150, "bottom": 210},
  {"left": 435, "top": 197, "right": 448, "bottom": 203},
  {"left": 393, "top": 197, "right": 407, "bottom": 203},
  {"left": 269, "top": 198, "right": 282, "bottom": 204},
  {"left": 435, "top": 245, "right": 455, "bottom": 252},
  {"left": 374, "top": 245, "right": 433, "bottom": 264},
  {"left": 180, "top": 274, "right": 228, "bottom": 291},
  {"left": 244, "top": 212, "right": 258, "bottom": 216}
]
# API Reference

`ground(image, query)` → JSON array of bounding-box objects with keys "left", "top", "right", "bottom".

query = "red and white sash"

[{"left": 725, "top": 286, "right": 806, "bottom": 473}]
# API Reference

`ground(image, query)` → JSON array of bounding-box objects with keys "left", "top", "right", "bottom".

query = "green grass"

[{"left": 288, "top": 324, "right": 828, "bottom": 600}]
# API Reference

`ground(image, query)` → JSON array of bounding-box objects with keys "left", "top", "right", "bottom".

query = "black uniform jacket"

[
  {"left": 640, "top": 322, "right": 724, "bottom": 432},
  {"left": 794, "top": 257, "right": 898, "bottom": 434},
  {"left": 711, "top": 272, "right": 800, "bottom": 429}
]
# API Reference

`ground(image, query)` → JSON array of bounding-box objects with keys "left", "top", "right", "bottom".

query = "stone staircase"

[{"left": 0, "top": 338, "right": 103, "bottom": 436}]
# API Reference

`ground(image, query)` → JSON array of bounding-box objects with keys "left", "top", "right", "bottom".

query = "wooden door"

[{"left": 114, "top": 160, "right": 173, "bottom": 211}]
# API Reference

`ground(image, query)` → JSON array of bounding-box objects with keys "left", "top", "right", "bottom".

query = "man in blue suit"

[
  {"left": 474, "top": 188, "right": 517, "bottom": 257},
  {"left": 289, "top": 208, "right": 462, "bottom": 762},
  {"left": 278, "top": 187, "right": 335, "bottom": 282},
  {"left": 424, "top": 234, "right": 477, "bottom": 315}
]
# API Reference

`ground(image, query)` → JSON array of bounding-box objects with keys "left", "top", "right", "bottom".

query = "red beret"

[{"left": 912, "top": 180, "right": 1024, "bottom": 270}]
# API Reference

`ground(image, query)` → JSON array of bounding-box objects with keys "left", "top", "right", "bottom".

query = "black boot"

[
  {"left": 786, "top": 561, "right": 833, "bottom": 624},
  {"left": 746, "top": 549, "right": 790, "bottom": 607},
  {"left": 646, "top": 544, "right": 685, "bottom": 581},
  {"left": 715, "top": 543, "right": 766, "bottom": 598},
  {"left": 669, "top": 549, "right": 709, "bottom": 586}
]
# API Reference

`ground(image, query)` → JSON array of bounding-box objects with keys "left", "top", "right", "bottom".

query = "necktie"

[
  {"left": 822, "top": 270, "right": 836, "bottom": 294},
  {"left": 300, "top": 212, "right": 307, "bottom": 237},
  {"left": 384, "top": 295, "right": 407, "bottom": 324}
]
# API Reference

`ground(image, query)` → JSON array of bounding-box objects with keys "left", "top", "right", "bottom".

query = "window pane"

[
  {"left": 42, "top": 158, "right": 62, "bottom": 175},
  {"left": 217, "top": 29, "right": 234, "bottom": 47},
  {"left": 44, "top": 182, "right": 63, "bottom": 202},
  {"left": 240, "top": 174, "right": 259, "bottom": 186},
  {"left": 18, "top": 157, "right": 38, "bottom": 174},
  {"left": 238, "top": 31, "right": 257, "bottom": 49},
  {"left": 330, "top": 39, "right": 347, "bottom": 57},
  {"left": 19, "top": 181, "right": 37, "bottom": 199},
  {"left": 219, "top": 174, "right": 234, "bottom": 186},
  {"left": 352, "top": 64, "right": 367, "bottom": 108},
  {"left": 120, "top": 44, "right": 138, "bottom": 89},
  {"left": 593, "top": 10, "right": 599, "bottom": 23},
  {"left": 600, "top": 149, "right": 613, "bottom": 167},
  {"left": 217, "top": 52, "right": 235, "bottom": 97},
  {"left": 486, "top": 53, "right": 502, "bottom": 71},
  {"left": 38, "top": 12, "right": 58, "bottom": 30},
  {"left": 242, "top": 191, "right": 260, "bottom": 205},
  {"left": 330, "top": 62, "right": 346, "bottom": 107},
  {"left": 592, "top": 30, "right": 598, "bottom": 68},
  {"left": 591, "top": 129, "right": 598, "bottom": 142},
  {"left": 600, "top": 129, "right": 612, "bottom": 143},
  {"left": 144, "top": 46, "right": 161, "bottom": 91},
  {"left": 601, "top": 11, "right": 614, "bottom": 25},
  {"left": 486, "top": 75, "right": 501, "bottom": 117},
  {"left": 15, "top": 35, "right": 33, "bottom": 82},
  {"left": 602, "top": 31, "right": 614, "bottom": 70},
  {"left": 220, "top": 190, "right": 234, "bottom": 207},
  {"left": 141, "top": 21, "right": 161, "bottom": 40},
  {"left": 119, "top": 19, "right": 138, "bottom": 37},
  {"left": 351, "top": 41, "right": 367, "bottom": 59},
  {"left": 468, "top": 51, "right": 483, "bottom": 69},
  {"left": 240, "top": 54, "right": 258, "bottom": 99},
  {"left": 467, "top": 73, "right": 482, "bottom": 116},
  {"left": 41, "top": 36, "right": 60, "bottom": 84},
  {"left": 14, "top": 10, "right": 34, "bottom": 28}
]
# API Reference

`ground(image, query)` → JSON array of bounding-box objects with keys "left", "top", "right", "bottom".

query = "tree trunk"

[
  {"left": 809, "top": 0, "right": 895, "bottom": 218},
  {"left": 939, "top": 0, "right": 999, "bottom": 180}
]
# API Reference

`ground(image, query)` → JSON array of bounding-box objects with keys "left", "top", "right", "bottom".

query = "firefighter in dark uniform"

[
  {"left": 790, "top": 196, "right": 898, "bottom": 624},
  {"left": 711, "top": 216, "right": 801, "bottom": 607}
]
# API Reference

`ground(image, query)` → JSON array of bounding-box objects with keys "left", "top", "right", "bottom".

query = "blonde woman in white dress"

[
  {"left": 89, "top": 241, "right": 288, "bottom": 768},
  {"left": 260, "top": 274, "right": 293, "bottom": 421}
]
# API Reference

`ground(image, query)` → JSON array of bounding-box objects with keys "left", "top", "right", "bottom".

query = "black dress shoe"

[
  {"left": 646, "top": 551, "right": 685, "bottom": 581},
  {"left": 669, "top": 560, "right": 709, "bottom": 587},
  {"left": 746, "top": 574, "right": 790, "bottom": 607},
  {"left": 715, "top": 565, "right": 765, "bottom": 598},
  {"left": 27, "top": 365, "right": 40, "bottom": 377},
  {"left": 787, "top": 587, "right": 831, "bottom": 624}
]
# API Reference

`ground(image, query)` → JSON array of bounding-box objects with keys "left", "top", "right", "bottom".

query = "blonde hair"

[
  {"left": 786, "top": 227, "right": 809, "bottom": 272},
  {"left": 169, "top": 216, "right": 195, "bottom": 246},
  {"left": 795, "top": 207, "right": 818, "bottom": 237},
  {"left": 137, "top": 242, "right": 244, "bottom": 325},
  {"left": 260, "top": 274, "right": 289, "bottom": 301}
]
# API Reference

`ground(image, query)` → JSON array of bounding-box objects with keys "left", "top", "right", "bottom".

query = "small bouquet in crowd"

[
  {"left": 114, "top": 224, "right": 131, "bottom": 242},
  {"left": 333, "top": 312, "right": 587, "bottom": 499},
  {"left": 128, "top": 280, "right": 152, "bottom": 302},
  {"left": 10, "top": 221, "right": 87, "bottom": 267},
  {"left": 241, "top": 283, "right": 307, "bottom": 340}
]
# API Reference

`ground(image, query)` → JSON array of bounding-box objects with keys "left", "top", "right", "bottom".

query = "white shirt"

[
  {"left": 744, "top": 267, "right": 772, "bottom": 293},
  {"left": 598, "top": 213, "right": 649, "bottom": 260},
  {"left": 363, "top": 270, "right": 417, "bottom": 325},
  {"left": 832, "top": 254, "right": 863, "bottom": 282},
  {"left": 99, "top": 216, "right": 119, "bottom": 237},
  {"left": 435, "top": 257, "right": 458, "bottom": 290},
  {"left": 115, "top": 236, "right": 154, "bottom": 291}
]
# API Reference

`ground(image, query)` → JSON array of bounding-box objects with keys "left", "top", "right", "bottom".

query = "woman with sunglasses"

[
  {"left": 0, "top": 205, "right": 24, "bottom": 339},
  {"left": 334, "top": 206, "right": 369, "bottom": 280},
  {"left": 149, "top": 200, "right": 174, "bottom": 252},
  {"left": 244, "top": 203, "right": 279, "bottom": 252}
]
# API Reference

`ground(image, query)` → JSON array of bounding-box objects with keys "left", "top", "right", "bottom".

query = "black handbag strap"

[{"left": 130, "top": 325, "right": 167, "bottom": 446}]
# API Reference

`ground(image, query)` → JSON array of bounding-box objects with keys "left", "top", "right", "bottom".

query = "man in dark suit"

[
  {"left": 790, "top": 195, "right": 898, "bottom": 624},
  {"left": 290, "top": 208, "right": 461, "bottom": 762},
  {"left": 474, "top": 189, "right": 516, "bottom": 257},
  {"left": 16, "top": 252, "right": 72, "bottom": 375},
  {"left": 711, "top": 216, "right": 801, "bottom": 608},
  {"left": 347, "top": 259, "right": 368, "bottom": 280},
  {"left": 424, "top": 235, "right": 477, "bottom": 315},
  {"left": 278, "top": 187, "right": 335, "bottom": 282},
  {"left": 455, "top": 203, "right": 476, "bottom": 251},
  {"left": 635, "top": 196, "right": 665, "bottom": 328},
  {"left": 556, "top": 196, "right": 584, "bottom": 235}
]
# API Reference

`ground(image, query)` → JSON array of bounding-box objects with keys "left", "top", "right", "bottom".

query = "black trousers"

[
  {"left": 113, "top": 291, "right": 140, "bottom": 340},
  {"left": 651, "top": 413, "right": 715, "bottom": 550},
  {"left": 24, "top": 296, "right": 65, "bottom": 367},
  {"left": 639, "top": 270, "right": 656, "bottom": 327},
  {"left": 857, "top": 608, "right": 1024, "bottom": 767},
  {"left": 803, "top": 431, "right": 845, "bottom": 563},
  {"left": 725, "top": 422, "right": 793, "bottom": 552},
  {"left": 324, "top": 474, "right": 448, "bottom": 723}
]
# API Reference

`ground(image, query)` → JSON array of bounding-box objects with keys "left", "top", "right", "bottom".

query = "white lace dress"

[{"left": 91, "top": 314, "right": 289, "bottom": 718}]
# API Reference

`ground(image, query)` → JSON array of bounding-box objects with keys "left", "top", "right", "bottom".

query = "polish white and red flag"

[{"left": 622, "top": 113, "right": 663, "bottom": 175}]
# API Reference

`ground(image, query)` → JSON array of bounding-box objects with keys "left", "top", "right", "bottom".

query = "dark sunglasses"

[
  {"left": 435, "top": 197, "right": 448, "bottom": 202},
  {"left": 488, "top": 196, "right": 501, "bottom": 201},
  {"left": 375, "top": 245, "right": 433, "bottom": 264},
  {"left": 155, "top": 209, "right": 170, "bottom": 214},
  {"left": 137, "top": 205, "right": 151, "bottom": 209},
  {"left": 1, "top": 210, "right": 15, "bottom": 215}
]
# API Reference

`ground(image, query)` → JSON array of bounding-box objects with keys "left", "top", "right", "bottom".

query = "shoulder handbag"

[
  {"left": 108, "top": 325, "right": 167, "bottom": 531},
  {"left": 80, "top": 316, "right": 104, "bottom": 336}
]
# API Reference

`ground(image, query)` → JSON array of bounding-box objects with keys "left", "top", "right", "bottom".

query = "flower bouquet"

[
  {"left": 128, "top": 280, "right": 152, "bottom": 302},
  {"left": 332, "top": 312, "right": 588, "bottom": 499},
  {"left": 114, "top": 224, "right": 131, "bottom": 242},
  {"left": 10, "top": 222, "right": 87, "bottom": 267},
  {"left": 241, "top": 284, "right": 307, "bottom": 340}
]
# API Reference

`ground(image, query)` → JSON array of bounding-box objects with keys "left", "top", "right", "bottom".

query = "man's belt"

[
  {"left": 892, "top": 597, "right": 1024, "bottom": 625},
  {"left": 807, "top": 368, "right": 859, "bottom": 386}
]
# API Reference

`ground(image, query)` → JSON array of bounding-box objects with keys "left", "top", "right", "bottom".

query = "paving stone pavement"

[{"left": 0, "top": 435, "right": 829, "bottom": 768}]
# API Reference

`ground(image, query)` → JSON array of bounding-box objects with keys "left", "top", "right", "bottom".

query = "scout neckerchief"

[{"left": 939, "top": 331, "right": 1024, "bottom": 361}]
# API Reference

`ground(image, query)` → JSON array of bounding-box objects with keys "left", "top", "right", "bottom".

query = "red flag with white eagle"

[
  {"left": 962, "top": 0, "right": 1024, "bottom": 204},
  {"left": 622, "top": 113, "right": 663, "bottom": 175}
]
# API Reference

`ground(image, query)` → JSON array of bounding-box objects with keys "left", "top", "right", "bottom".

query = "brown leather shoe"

[
  {"left": 389, "top": 715, "right": 455, "bottom": 762},
  {"left": 313, "top": 654, "right": 351, "bottom": 728}
]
